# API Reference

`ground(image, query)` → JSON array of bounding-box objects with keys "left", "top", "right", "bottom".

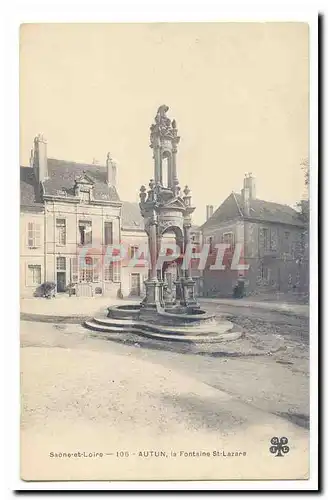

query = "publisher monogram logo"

[{"left": 269, "top": 437, "right": 290, "bottom": 457}]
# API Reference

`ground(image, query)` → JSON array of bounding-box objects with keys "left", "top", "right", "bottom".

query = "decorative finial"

[
  {"left": 183, "top": 185, "right": 191, "bottom": 196},
  {"left": 139, "top": 185, "right": 147, "bottom": 203},
  {"left": 149, "top": 179, "right": 156, "bottom": 190}
]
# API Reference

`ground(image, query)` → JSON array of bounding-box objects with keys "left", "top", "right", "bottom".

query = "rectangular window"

[
  {"left": 261, "top": 228, "right": 269, "bottom": 250},
  {"left": 71, "top": 256, "right": 101, "bottom": 283},
  {"left": 28, "top": 264, "right": 41, "bottom": 285},
  {"left": 93, "top": 257, "right": 100, "bottom": 282},
  {"left": 80, "top": 190, "right": 90, "bottom": 203},
  {"left": 78, "top": 220, "right": 92, "bottom": 245},
  {"left": 27, "top": 222, "right": 41, "bottom": 248},
  {"left": 283, "top": 231, "right": 291, "bottom": 254},
  {"left": 191, "top": 232, "right": 200, "bottom": 243},
  {"left": 104, "top": 221, "right": 113, "bottom": 245},
  {"left": 56, "top": 219, "right": 66, "bottom": 245},
  {"left": 130, "top": 245, "right": 139, "bottom": 259},
  {"left": 56, "top": 256, "right": 66, "bottom": 270},
  {"left": 80, "top": 256, "right": 93, "bottom": 282},
  {"left": 71, "top": 257, "right": 78, "bottom": 283},
  {"left": 261, "top": 265, "right": 270, "bottom": 282},
  {"left": 104, "top": 262, "right": 114, "bottom": 281},
  {"left": 113, "top": 262, "right": 121, "bottom": 282},
  {"left": 222, "top": 232, "right": 235, "bottom": 248},
  {"left": 208, "top": 237, "right": 214, "bottom": 254}
]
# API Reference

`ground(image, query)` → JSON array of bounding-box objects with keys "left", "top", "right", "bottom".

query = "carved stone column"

[
  {"left": 154, "top": 146, "right": 162, "bottom": 185},
  {"left": 183, "top": 223, "right": 192, "bottom": 279},
  {"left": 148, "top": 218, "right": 158, "bottom": 281},
  {"left": 181, "top": 222, "right": 199, "bottom": 308},
  {"left": 172, "top": 146, "right": 178, "bottom": 187},
  {"left": 141, "top": 216, "right": 165, "bottom": 314}
]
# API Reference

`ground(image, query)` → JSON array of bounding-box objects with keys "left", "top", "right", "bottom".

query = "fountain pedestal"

[
  {"left": 140, "top": 279, "right": 164, "bottom": 310},
  {"left": 180, "top": 277, "right": 200, "bottom": 309}
]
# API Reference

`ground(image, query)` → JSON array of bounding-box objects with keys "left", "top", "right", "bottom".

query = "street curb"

[{"left": 20, "top": 313, "right": 90, "bottom": 324}]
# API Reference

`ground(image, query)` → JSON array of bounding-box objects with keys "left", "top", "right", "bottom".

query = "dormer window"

[
  {"left": 74, "top": 172, "right": 94, "bottom": 203},
  {"left": 80, "top": 189, "right": 90, "bottom": 203}
]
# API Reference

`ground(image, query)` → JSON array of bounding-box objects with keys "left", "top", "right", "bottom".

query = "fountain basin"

[
  {"left": 82, "top": 303, "right": 244, "bottom": 344},
  {"left": 108, "top": 304, "right": 216, "bottom": 326}
]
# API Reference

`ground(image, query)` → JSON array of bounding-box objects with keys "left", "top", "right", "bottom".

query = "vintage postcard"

[{"left": 19, "top": 22, "right": 315, "bottom": 484}]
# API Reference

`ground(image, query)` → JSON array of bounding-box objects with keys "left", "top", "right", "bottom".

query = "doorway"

[
  {"left": 130, "top": 273, "right": 141, "bottom": 296},
  {"left": 57, "top": 271, "right": 66, "bottom": 293}
]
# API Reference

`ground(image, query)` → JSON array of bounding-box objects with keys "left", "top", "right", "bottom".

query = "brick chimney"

[
  {"left": 206, "top": 205, "right": 214, "bottom": 220},
  {"left": 241, "top": 173, "right": 256, "bottom": 216},
  {"left": 106, "top": 152, "right": 117, "bottom": 187},
  {"left": 241, "top": 185, "right": 250, "bottom": 216},
  {"left": 243, "top": 172, "right": 256, "bottom": 200},
  {"left": 33, "top": 134, "right": 48, "bottom": 183}
]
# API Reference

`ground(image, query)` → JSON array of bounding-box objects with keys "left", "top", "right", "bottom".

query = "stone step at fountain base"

[
  {"left": 84, "top": 316, "right": 243, "bottom": 343},
  {"left": 83, "top": 319, "right": 286, "bottom": 357}
]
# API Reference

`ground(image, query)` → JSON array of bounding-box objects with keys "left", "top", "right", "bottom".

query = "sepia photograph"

[{"left": 18, "top": 20, "right": 316, "bottom": 484}]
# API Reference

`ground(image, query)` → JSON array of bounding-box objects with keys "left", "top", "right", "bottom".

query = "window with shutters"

[
  {"left": 104, "top": 221, "right": 113, "bottom": 245},
  {"left": 27, "top": 222, "right": 41, "bottom": 248},
  {"left": 56, "top": 219, "right": 66, "bottom": 245},
  {"left": 27, "top": 264, "right": 41, "bottom": 285}
]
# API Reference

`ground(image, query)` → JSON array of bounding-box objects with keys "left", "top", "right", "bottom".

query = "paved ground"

[{"left": 20, "top": 303, "right": 309, "bottom": 481}]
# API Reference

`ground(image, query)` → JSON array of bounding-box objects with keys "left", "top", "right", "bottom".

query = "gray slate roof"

[
  {"left": 20, "top": 159, "right": 120, "bottom": 208},
  {"left": 201, "top": 192, "right": 304, "bottom": 229},
  {"left": 20, "top": 166, "right": 43, "bottom": 209},
  {"left": 21, "top": 164, "right": 145, "bottom": 230},
  {"left": 121, "top": 201, "right": 144, "bottom": 230},
  {"left": 43, "top": 159, "right": 120, "bottom": 202},
  {"left": 234, "top": 193, "right": 304, "bottom": 226}
]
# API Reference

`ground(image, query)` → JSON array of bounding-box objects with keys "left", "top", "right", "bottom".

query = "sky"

[{"left": 20, "top": 23, "right": 309, "bottom": 224}]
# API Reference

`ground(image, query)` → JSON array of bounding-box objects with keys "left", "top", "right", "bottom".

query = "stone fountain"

[{"left": 85, "top": 105, "right": 242, "bottom": 343}]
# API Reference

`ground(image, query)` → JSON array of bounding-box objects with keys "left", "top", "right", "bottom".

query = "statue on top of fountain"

[{"left": 150, "top": 104, "right": 179, "bottom": 145}]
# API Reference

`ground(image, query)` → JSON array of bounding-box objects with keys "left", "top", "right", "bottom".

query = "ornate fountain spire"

[{"left": 149, "top": 105, "right": 180, "bottom": 189}]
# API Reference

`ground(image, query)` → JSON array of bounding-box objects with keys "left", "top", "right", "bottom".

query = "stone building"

[
  {"left": 20, "top": 165, "right": 45, "bottom": 296},
  {"left": 119, "top": 201, "right": 149, "bottom": 298},
  {"left": 20, "top": 135, "right": 181, "bottom": 299},
  {"left": 201, "top": 174, "right": 308, "bottom": 298},
  {"left": 20, "top": 135, "right": 123, "bottom": 297}
]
